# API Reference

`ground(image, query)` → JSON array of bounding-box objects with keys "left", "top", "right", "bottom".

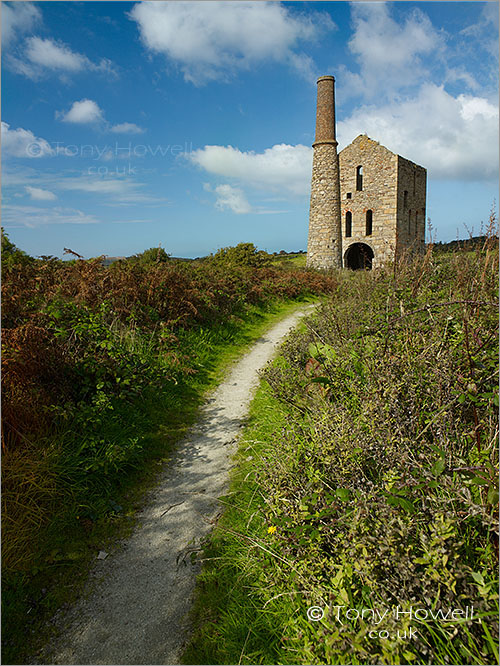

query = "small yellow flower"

[{"left": 267, "top": 525, "right": 277, "bottom": 534}]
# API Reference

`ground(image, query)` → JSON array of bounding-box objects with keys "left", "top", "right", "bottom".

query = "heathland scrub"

[
  {"left": 182, "top": 242, "right": 498, "bottom": 666},
  {"left": 34, "top": 302, "right": 318, "bottom": 665},
  {"left": 2, "top": 239, "right": 336, "bottom": 664}
]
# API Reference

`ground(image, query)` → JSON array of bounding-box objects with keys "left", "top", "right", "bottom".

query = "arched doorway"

[{"left": 344, "top": 243, "right": 374, "bottom": 270}]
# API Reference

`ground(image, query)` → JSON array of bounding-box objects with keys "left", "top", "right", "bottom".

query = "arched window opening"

[
  {"left": 365, "top": 210, "right": 373, "bottom": 236},
  {"left": 345, "top": 211, "right": 352, "bottom": 238},
  {"left": 356, "top": 166, "right": 363, "bottom": 191},
  {"left": 415, "top": 211, "right": 418, "bottom": 236}
]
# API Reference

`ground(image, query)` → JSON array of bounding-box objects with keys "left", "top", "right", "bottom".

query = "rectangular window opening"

[
  {"left": 365, "top": 210, "right": 372, "bottom": 236},
  {"left": 356, "top": 166, "right": 363, "bottom": 191},
  {"left": 345, "top": 211, "right": 352, "bottom": 238}
]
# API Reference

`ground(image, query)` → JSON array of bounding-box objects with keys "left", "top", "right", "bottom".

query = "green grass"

[
  {"left": 270, "top": 253, "right": 308, "bottom": 268},
  {"left": 2, "top": 296, "right": 318, "bottom": 665}
]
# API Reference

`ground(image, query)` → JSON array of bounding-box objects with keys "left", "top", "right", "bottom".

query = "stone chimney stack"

[{"left": 306, "top": 75, "right": 342, "bottom": 269}]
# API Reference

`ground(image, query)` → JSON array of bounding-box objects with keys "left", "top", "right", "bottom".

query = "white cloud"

[
  {"left": 6, "top": 36, "right": 118, "bottom": 79},
  {"left": 203, "top": 181, "right": 290, "bottom": 214},
  {"left": 458, "top": 3, "right": 499, "bottom": 66},
  {"left": 2, "top": 204, "right": 99, "bottom": 228},
  {"left": 2, "top": 166, "right": 166, "bottom": 207},
  {"left": 337, "top": 83, "right": 499, "bottom": 181},
  {"left": 56, "top": 102, "right": 144, "bottom": 133},
  {"left": 1, "top": 2, "right": 41, "bottom": 46},
  {"left": 341, "top": 3, "right": 443, "bottom": 100},
  {"left": 58, "top": 178, "right": 130, "bottom": 195},
  {"left": 57, "top": 176, "right": 167, "bottom": 204},
  {"left": 459, "top": 96, "right": 498, "bottom": 122},
  {"left": 1, "top": 121, "right": 54, "bottom": 158},
  {"left": 444, "top": 67, "right": 479, "bottom": 92},
  {"left": 110, "top": 122, "right": 145, "bottom": 134},
  {"left": 190, "top": 143, "right": 313, "bottom": 195},
  {"left": 461, "top": 2, "right": 499, "bottom": 38},
  {"left": 130, "top": 1, "right": 333, "bottom": 84},
  {"left": 25, "top": 36, "right": 86, "bottom": 71},
  {"left": 58, "top": 99, "right": 104, "bottom": 124},
  {"left": 25, "top": 186, "right": 57, "bottom": 201},
  {"left": 206, "top": 183, "right": 252, "bottom": 214},
  {"left": 101, "top": 150, "right": 114, "bottom": 162}
]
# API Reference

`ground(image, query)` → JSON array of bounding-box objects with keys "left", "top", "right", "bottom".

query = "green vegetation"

[
  {"left": 209, "top": 242, "right": 271, "bottom": 267},
  {"left": 1, "top": 240, "right": 335, "bottom": 664},
  {"left": 432, "top": 235, "right": 496, "bottom": 254},
  {"left": 271, "top": 252, "right": 308, "bottom": 268},
  {"left": 128, "top": 245, "right": 170, "bottom": 265},
  {"left": 1, "top": 228, "right": 34, "bottom": 270},
  {"left": 183, "top": 236, "right": 499, "bottom": 665}
]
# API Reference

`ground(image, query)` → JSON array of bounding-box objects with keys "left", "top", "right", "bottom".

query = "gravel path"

[{"left": 44, "top": 304, "right": 315, "bottom": 666}]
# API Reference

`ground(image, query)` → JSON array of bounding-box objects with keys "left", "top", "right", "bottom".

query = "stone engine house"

[
  {"left": 307, "top": 75, "right": 427, "bottom": 270},
  {"left": 340, "top": 135, "right": 427, "bottom": 270}
]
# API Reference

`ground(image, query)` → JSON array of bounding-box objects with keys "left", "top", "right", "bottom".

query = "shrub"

[
  {"left": 128, "top": 246, "right": 170, "bottom": 265},
  {"left": 209, "top": 242, "right": 271, "bottom": 267},
  {"left": 1, "top": 228, "right": 34, "bottom": 273}
]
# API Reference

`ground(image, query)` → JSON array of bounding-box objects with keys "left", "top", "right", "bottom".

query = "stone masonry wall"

[
  {"left": 396, "top": 156, "right": 427, "bottom": 258},
  {"left": 339, "top": 135, "right": 398, "bottom": 268},
  {"left": 306, "top": 76, "right": 342, "bottom": 269},
  {"left": 307, "top": 143, "right": 342, "bottom": 269}
]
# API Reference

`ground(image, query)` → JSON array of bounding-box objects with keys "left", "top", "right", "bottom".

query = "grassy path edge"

[{"left": 41, "top": 301, "right": 320, "bottom": 665}]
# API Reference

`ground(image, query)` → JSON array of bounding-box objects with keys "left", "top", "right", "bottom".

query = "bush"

[
  {"left": 128, "top": 246, "right": 170, "bottom": 265},
  {"left": 209, "top": 242, "right": 271, "bottom": 267},
  {"left": 1, "top": 228, "right": 34, "bottom": 273}
]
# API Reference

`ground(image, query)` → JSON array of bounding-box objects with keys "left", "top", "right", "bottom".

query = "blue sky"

[{"left": 2, "top": 1, "right": 498, "bottom": 259}]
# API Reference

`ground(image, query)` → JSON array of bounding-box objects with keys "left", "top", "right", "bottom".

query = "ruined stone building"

[{"left": 307, "top": 76, "right": 427, "bottom": 270}]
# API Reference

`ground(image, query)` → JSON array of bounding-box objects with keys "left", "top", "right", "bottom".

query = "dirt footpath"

[{"left": 43, "top": 305, "right": 315, "bottom": 665}]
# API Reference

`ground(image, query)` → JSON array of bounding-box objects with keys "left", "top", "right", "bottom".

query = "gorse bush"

[
  {"left": 209, "top": 242, "right": 271, "bottom": 267},
  {"left": 185, "top": 233, "right": 499, "bottom": 665},
  {"left": 128, "top": 246, "right": 170, "bottom": 265}
]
